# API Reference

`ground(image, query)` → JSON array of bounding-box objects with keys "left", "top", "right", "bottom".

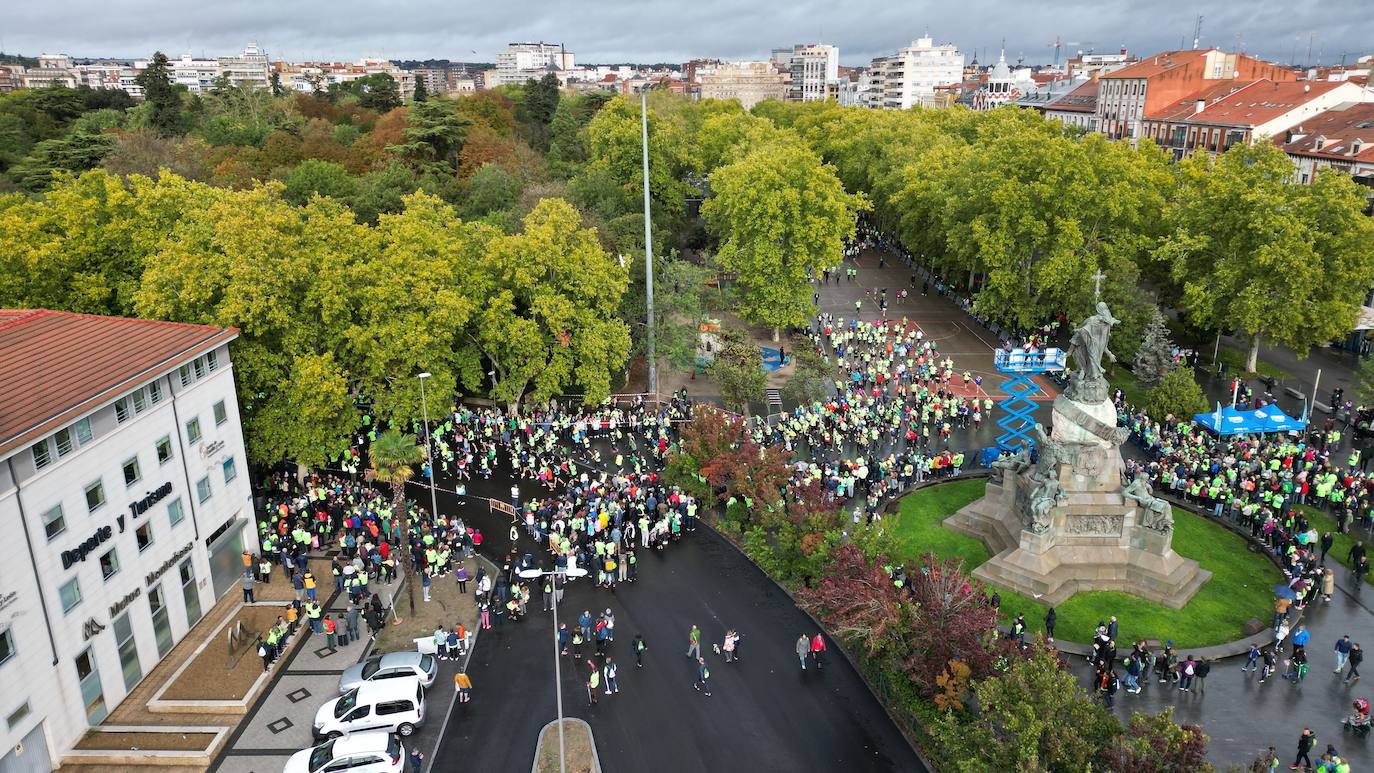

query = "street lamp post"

[
  {"left": 517, "top": 565, "right": 587, "bottom": 773},
  {"left": 417, "top": 372, "right": 441, "bottom": 543}
]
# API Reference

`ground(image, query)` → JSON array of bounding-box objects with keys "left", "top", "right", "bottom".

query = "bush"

[{"left": 1138, "top": 366, "right": 1207, "bottom": 421}]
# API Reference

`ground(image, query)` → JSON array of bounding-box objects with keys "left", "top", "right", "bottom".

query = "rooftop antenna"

[
  {"left": 1192, "top": 15, "right": 1203, "bottom": 50},
  {"left": 1306, "top": 33, "right": 1314, "bottom": 68}
]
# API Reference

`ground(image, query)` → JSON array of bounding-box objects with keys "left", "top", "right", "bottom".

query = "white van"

[{"left": 313, "top": 676, "right": 426, "bottom": 740}]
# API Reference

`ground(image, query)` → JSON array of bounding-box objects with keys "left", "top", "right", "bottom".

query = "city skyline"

[{"left": 6, "top": 0, "right": 1371, "bottom": 69}]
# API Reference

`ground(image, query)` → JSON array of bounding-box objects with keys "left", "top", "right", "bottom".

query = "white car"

[
  {"left": 283, "top": 731, "right": 404, "bottom": 773},
  {"left": 314, "top": 678, "right": 426, "bottom": 740}
]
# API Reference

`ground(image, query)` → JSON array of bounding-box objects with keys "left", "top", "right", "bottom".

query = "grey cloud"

[{"left": 6, "top": 0, "right": 1371, "bottom": 66}]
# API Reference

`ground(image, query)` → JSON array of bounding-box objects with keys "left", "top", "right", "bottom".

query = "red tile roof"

[
  {"left": 0, "top": 310, "right": 238, "bottom": 459},
  {"left": 1146, "top": 80, "right": 1260, "bottom": 121},
  {"left": 1100, "top": 49, "right": 1209, "bottom": 79},
  {"left": 1185, "top": 80, "right": 1349, "bottom": 127},
  {"left": 1279, "top": 102, "right": 1374, "bottom": 162},
  {"left": 1046, "top": 79, "right": 1100, "bottom": 113}
]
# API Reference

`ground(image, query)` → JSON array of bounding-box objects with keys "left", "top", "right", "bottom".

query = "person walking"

[
  {"left": 1293, "top": 727, "right": 1316, "bottom": 770},
  {"left": 810, "top": 632, "right": 827, "bottom": 669},
  {"left": 1178, "top": 655, "right": 1196, "bottom": 691},
  {"left": 585, "top": 661, "right": 600, "bottom": 706},
  {"left": 723, "top": 630, "right": 739, "bottom": 663},
  {"left": 1044, "top": 607, "right": 1057, "bottom": 640},
  {"left": 1335, "top": 635, "right": 1353, "bottom": 672},
  {"left": 1194, "top": 657, "right": 1209, "bottom": 694},
  {"left": 256, "top": 636, "right": 272, "bottom": 672},
  {"left": 693, "top": 657, "right": 711, "bottom": 697},
  {"left": 603, "top": 658, "right": 619, "bottom": 695},
  {"left": 454, "top": 671, "right": 473, "bottom": 703},
  {"left": 685, "top": 624, "right": 701, "bottom": 659},
  {"left": 633, "top": 633, "right": 647, "bottom": 667},
  {"left": 1345, "top": 643, "right": 1363, "bottom": 683},
  {"left": 796, "top": 634, "right": 810, "bottom": 671},
  {"left": 455, "top": 563, "right": 469, "bottom": 594},
  {"left": 1244, "top": 643, "right": 1262, "bottom": 673},
  {"left": 240, "top": 571, "right": 257, "bottom": 603}
]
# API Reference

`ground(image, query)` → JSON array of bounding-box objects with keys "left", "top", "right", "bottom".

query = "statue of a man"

[
  {"left": 1027, "top": 476, "right": 1064, "bottom": 533},
  {"left": 1123, "top": 471, "right": 1173, "bottom": 533},
  {"left": 991, "top": 447, "right": 1031, "bottom": 485},
  {"left": 1066, "top": 301, "right": 1120, "bottom": 402}
]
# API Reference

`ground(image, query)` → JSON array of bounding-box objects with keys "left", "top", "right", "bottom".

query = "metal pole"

[
  {"left": 1314, "top": 369, "right": 1322, "bottom": 408},
  {"left": 552, "top": 572, "right": 566, "bottom": 773},
  {"left": 419, "top": 375, "right": 441, "bottom": 529},
  {"left": 640, "top": 90, "right": 657, "bottom": 400}
]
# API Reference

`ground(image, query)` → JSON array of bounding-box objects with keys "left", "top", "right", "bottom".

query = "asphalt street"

[{"left": 423, "top": 463, "right": 925, "bottom": 773}]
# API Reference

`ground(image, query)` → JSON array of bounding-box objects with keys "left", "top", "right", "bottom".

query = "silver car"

[{"left": 338, "top": 651, "right": 437, "bottom": 693}]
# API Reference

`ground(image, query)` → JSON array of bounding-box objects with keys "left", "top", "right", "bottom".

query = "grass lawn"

[
  {"left": 1217, "top": 345, "right": 1291, "bottom": 381},
  {"left": 890, "top": 479, "right": 1280, "bottom": 649},
  {"left": 1104, "top": 364, "right": 1147, "bottom": 407}
]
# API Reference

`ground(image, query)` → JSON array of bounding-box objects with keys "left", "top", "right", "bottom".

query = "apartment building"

[
  {"left": 787, "top": 44, "right": 839, "bottom": 102},
  {"left": 864, "top": 35, "right": 965, "bottom": 110},
  {"left": 699, "top": 61, "right": 787, "bottom": 109}
]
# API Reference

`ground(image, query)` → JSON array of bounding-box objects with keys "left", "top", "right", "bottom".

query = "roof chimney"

[{"left": 1194, "top": 98, "right": 1206, "bottom": 114}]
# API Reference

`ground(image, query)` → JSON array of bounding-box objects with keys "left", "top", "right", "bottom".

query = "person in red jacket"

[{"left": 810, "top": 632, "right": 827, "bottom": 669}]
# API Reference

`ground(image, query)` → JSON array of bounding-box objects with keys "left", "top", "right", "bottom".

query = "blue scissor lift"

[{"left": 993, "top": 348, "right": 1067, "bottom": 452}]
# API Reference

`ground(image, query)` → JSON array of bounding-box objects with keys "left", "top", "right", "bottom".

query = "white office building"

[
  {"left": 0, "top": 310, "right": 257, "bottom": 773},
  {"left": 494, "top": 42, "right": 575, "bottom": 86},
  {"left": 787, "top": 44, "right": 840, "bottom": 102},
  {"left": 865, "top": 35, "right": 965, "bottom": 109}
]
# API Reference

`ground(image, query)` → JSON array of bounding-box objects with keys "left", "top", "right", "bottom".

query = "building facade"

[
  {"left": 787, "top": 44, "right": 839, "bottom": 102},
  {"left": 1279, "top": 101, "right": 1374, "bottom": 186},
  {"left": 0, "top": 310, "right": 256, "bottom": 773},
  {"left": 699, "top": 61, "right": 788, "bottom": 109},
  {"left": 494, "top": 42, "right": 574, "bottom": 86},
  {"left": 864, "top": 35, "right": 965, "bottom": 109}
]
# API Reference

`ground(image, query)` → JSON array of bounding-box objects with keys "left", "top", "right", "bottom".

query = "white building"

[
  {"left": 971, "top": 50, "right": 1036, "bottom": 111},
  {"left": 216, "top": 44, "right": 271, "bottom": 91},
  {"left": 21, "top": 55, "right": 77, "bottom": 89},
  {"left": 494, "top": 42, "right": 574, "bottom": 86},
  {"left": 699, "top": 61, "right": 788, "bottom": 109},
  {"left": 865, "top": 35, "right": 965, "bottom": 109},
  {"left": 787, "top": 44, "right": 839, "bottom": 102},
  {"left": 0, "top": 310, "right": 256, "bottom": 773}
]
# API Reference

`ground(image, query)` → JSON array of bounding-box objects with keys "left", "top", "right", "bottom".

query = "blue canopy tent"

[{"left": 1193, "top": 402, "right": 1308, "bottom": 435}]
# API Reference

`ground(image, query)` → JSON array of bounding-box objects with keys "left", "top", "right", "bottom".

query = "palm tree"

[{"left": 368, "top": 429, "right": 425, "bottom": 617}]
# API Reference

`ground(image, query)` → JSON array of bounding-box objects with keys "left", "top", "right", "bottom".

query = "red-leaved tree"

[
  {"left": 797, "top": 544, "right": 914, "bottom": 662},
  {"left": 901, "top": 553, "right": 1000, "bottom": 694},
  {"left": 1105, "top": 707, "right": 1210, "bottom": 772}
]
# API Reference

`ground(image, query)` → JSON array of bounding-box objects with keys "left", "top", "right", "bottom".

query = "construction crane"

[{"left": 1047, "top": 36, "right": 1095, "bottom": 68}]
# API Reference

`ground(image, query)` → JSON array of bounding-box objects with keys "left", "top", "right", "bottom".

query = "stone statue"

[
  {"left": 1123, "top": 472, "right": 1174, "bottom": 533},
  {"left": 1027, "top": 475, "right": 1065, "bottom": 533},
  {"left": 990, "top": 448, "right": 1031, "bottom": 485},
  {"left": 1030, "top": 423, "right": 1066, "bottom": 474},
  {"left": 1065, "top": 301, "right": 1120, "bottom": 404}
]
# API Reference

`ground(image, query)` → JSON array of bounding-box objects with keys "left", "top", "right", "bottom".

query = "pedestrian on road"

[
  {"left": 1194, "top": 658, "right": 1209, "bottom": 693},
  {"left": 634, "top": 633, "right": 647, "bottom": 668},
  {"left": 1345, "top": 643, "right": 1363, "bottom": 683},
  {"left": 1323, "top": 568, "right": 1335, "bottom": 603},
  {"left": 408, "top": 749, "right": 423, "bottom": 773},
  {"left": 559, "top": 624, "right": 570, "bottom": 655},
  {"left": 810, "top": 632, "right": 827, "bottom": 669},
  {"left": 1320, "top": 532, "right": 1334, "bottom": 565},
  {"left": 454, "top": 672, "right": 472, "bottom": 703},
  {"left": 586, "top": 661, "right": 600, "bottom": 705},
  {"left": 694, "top": 657, "right": 711, "bottom": 697},
  {"left": 686, "top": 624, "right": 701, "bottom": 659},
  {"left": 1293, "top": 727, "right": 1316, "bottom": 770},
  {"left": 579, "top": 610, "right": 593, "bottom": 642},
  {"left": 1261, "top": 647, "right": 1277, "bottom": 683},
  {"left": 604, "top": 658, "right": 619, "bottom": 695},
  {"left": 1335, "top": 635, "right": 1353, "bottom": 672},
  {"left": 241, "top": 571, "right": 257, "bottom": 603},
  {"left": 723, "top": 630, "right": 738, "bottom": 663},
  {"left": 796, "top": 634, "right": 810, "bottom": 670},
  {"left": 1244, "top": 643, "right": 1261, "bottom": 673}
]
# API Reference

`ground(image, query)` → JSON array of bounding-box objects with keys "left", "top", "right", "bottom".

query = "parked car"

[
  {"left": 284, "top": 731, "right": 404, "bottom": 773},
  {"left": 338, "top": 651, "right": 437, "bottom": 693},
  {"left": 314, "top": 677, "right": 426, "bottom": 740}
]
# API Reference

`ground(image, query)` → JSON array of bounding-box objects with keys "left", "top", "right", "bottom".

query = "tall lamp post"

[
  {"left": 417, "top": 372, "right": 441, "bottom": 535},
  {"left": 517, "top": 565, "right": 588, "bottom": 773}
]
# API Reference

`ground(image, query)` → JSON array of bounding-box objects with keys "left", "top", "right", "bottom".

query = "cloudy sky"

[{"left": 7, "top": 0, "right": 1371, "bottom": 68}]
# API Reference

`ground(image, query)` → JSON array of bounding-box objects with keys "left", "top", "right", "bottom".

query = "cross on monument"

[{"left": 1092, "top": 269, "right": 1106, "bottom": 300}]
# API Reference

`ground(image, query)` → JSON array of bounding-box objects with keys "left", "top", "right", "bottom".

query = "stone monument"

[{"left": 946, "top": 302, "right": 1209, "bottom": 608}]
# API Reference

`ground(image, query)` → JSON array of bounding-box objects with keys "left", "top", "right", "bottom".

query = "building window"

[
  {"left": 0, "top": 628, "right": 14, "bottom": 667},
  {"left": 213, "top": 400, "right": 228, "bottom": 426},
  {"left": 122, "top": 456, "right": 141, "bottom": 487},
  {"left": 131, "top": 389, "right": 147, "bottom": 414},
  {"left": 74, "top": 417, "right": 93, "bottom": 444},
  {"left": 148, "top": 380, "right": 163, "bottom": 404},
  {"left": 222, "top": 457, "right": 237, "bottom": 484},
  {"left": 55, "top": 428, "right": 74, "bottom": 456},
  {"left": 114, "top": 398, "right": 130, "bottom": 423},
  {"left": 42, "top": 504, "right": 66, "bottom": 541},
  {"left": 135, "top": 522, "right": 153, "bottom": 552},
  {"left": 192, "top": 358, "right": 205, "bottom": 380},
  {"left": 85, "top": 480, "right": 106, "bottom": 513},
  {"left": 31, "top": 442, "right": 50, "bottom": 470},
  {"left": 196, "top": 476, "right": 212, "bottom": 503},
  {"left": 168, "top": 497, "right": 185, "bottom": 527},
  {"left": 5, "top": 700, "right": 29, "bottom": 730},
  {"left": 113, "top": 612, "right": 141, "bottom": 690},
  {"left": 59, "top": 577, "right": 82, "bottom": 613},
  {"left": 100, "top": 548, "right": 120, "bottom": 580},
  {"left": 205, "top": 350, "right": 219, "bottom": 372},
  {"left": 178, "top": 364, "right": 192, "bottom": 387},
  {"left": 156, "top": 436, "right": 174, "bottom": 465},
  {"left": 185, "top": 417, "right": 202, "bottom": 445}
]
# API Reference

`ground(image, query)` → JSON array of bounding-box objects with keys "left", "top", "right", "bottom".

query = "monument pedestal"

[{"left": 945, "top": 395, "right": 1209, "bottom": 609}]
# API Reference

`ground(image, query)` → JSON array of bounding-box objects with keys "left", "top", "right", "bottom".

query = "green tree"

[
  {"left": 412, "top": 77, "right": 429, "bottom": 103},
  {"left": 269, "top": 71, "right": 284, "bottom": 97},
  {"left": 350, "top": 161, "right": 419, "bottom": 224},
  {"left": 1134, "top": 309, "right": 1177, "bottom": 388},
  {"left": 389, "top": 98, "right": 472, "bottom": 171},
  {"left": 458, "top": 161, "right": 520, "bottom": 219},
  {"left": 367, "top": 429, "right": 425, "bottom": 615},
  {"left": 9, "top": 131, "right": 116, "bottom": 191},
  {"left": 934, "top": 645, "right": 1120, "bottom": 772},
  {"left": 520, "top": 73, "right": 561, "bottom": 150},
  {"left": 1106, "top": 707, "right": 1213, "bottom": 773},
  {"left": 1162, "top": 142, "right": 1374, "bottom": 372},
  {"left": 1139, "top": 365, "right": 1207, "bottom": 420},
  {"left": 781, "top": 345, "right": 829, "bottom": 405},
  {"left": 703, "top": 139, "right": 865, "bottom": 339},
  {"left": 135, "top": 52, "right": 182, "bottom": 135},
  {"left": 282, "top": 158, "right": 359, "bottom": 206},
  {"left": 710, "top": 329, "right": 767, "bottom": 415},
  {"left": 455, "top": 198, "right": 631, "bottom": 408},
  {"left": 348, "top": 73, "right": 402, "bottom": 112}
]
